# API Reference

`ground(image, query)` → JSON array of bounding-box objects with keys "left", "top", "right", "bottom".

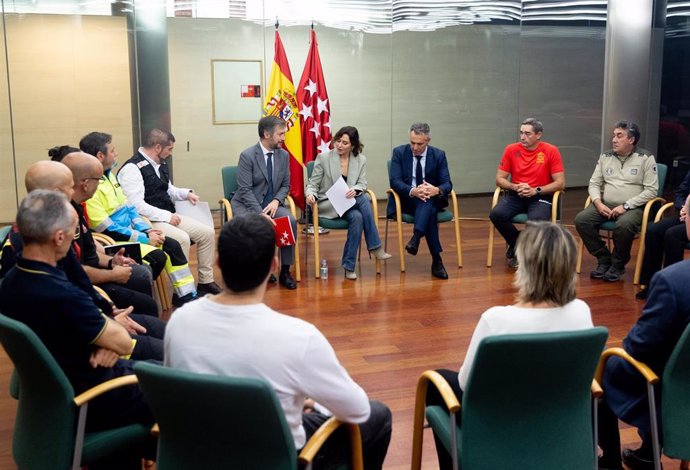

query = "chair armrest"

[
  {"left": 654, "top": 202, "right": 675, "bottom": 223},
  {"left": 583, "top": 195, "right": 592, "bottom": 209},
  {"left": 218, "top": 198, "right": 233, "bottom": 221},
  {"left": 92, "top": 285, "right": 114, "bottom": 304},
  {"left": 591, "top": 379, "right": 603, "bottom": 399},
  {"left": 298, "top": 416, "right": 363, "bottom": 470},
  {"left": 412, "top": 370, "right": 461, "bottom": 470},
  {"left": 595, "top": 347, "right": 659, "bottom": 385},
  {"left": 491, "top": 187, "right": 501, "bottom": 210},
  {"left": 286, "top": 195, "right": 298, "bottom": 220},
  {"left": 552, "top": 190, "right": 563, "bottom": 222},
  {"left": 74, "top": 374, "right": 139, "bottom": 407},
  {"left": 641, "top": 197, "right": 666, "bottom": 228},
  {"left": 91, "top": 232, "right": 117, "bottom": 246},
  {"left": 385, "top": 189, "right": 401, "bottom": 219},
  {"left": 365, "top": 189, "right": 378, "bottom": 222}
]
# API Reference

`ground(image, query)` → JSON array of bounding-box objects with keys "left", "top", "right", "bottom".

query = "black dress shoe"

[
  {"left": 405, "top": 237, "right": 420, "bottom": 256},
  {"left": 431, "top": 259, "right": 448, "bottom": 279},
  {"left": 172, "top": 292, "right": 198, "bottom": 307},
  {"left": 268, "top": 274, "right": 278, "bottom": 283},
  {"left": 279, "top": 271, "right": 297, "bottom": 290},
  {"left": 622, "top": 447, "right": 659, "bottom": 470},
  {"left": 635, "top": 288, "right": 648, "bottom": 300},
  {"left": 197, "top": 281, "right": 222, "bottom": 296}
]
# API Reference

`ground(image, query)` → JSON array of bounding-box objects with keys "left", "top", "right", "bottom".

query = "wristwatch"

[
  {"left": 623, "top": 202, "right": 631, "bottom": 211},
  {"left": 535, "top": 187, "right": 542, "bottom": 194}
]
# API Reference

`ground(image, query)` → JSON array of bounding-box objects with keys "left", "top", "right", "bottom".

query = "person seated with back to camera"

[
  {"left": 424, "top": 221, "right": 594, "bottom": 470},
  {"left": 305, "top": 125, "right": 392, "bottom": 281}
]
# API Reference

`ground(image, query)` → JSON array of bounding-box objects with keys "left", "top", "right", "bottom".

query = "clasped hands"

[
  {"left": 594, "top": 200, "right": 626, "bottom": 219},
  {"left": 515, "top": 182, "right": 538, "bottom": 198},
  {"left": 411, "top": 181, "right": 440, "bottom": 201}
]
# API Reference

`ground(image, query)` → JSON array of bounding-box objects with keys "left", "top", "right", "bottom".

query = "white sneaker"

[{"left": 345, "top": 269, "right": 357, "bottom": 280}]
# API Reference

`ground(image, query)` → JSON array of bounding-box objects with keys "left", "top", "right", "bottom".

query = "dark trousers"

[
  {"left": 300, "top": 400, "right": 392, "bottom": 470},
  {"left": 399, "top": 194, "right": 442, "bottom": 255},
  {"left": 130, "top": 313, "right": 166, "bottom": 362},
  {"left": 597, "top": 399, "right": 657, "bottom": 468},
  {"left": 489, "top": 192, "right": 553, "bottom": 251},
  {"left": 100, "top": 283, "right": 158, "bottom": 317},
  {"left": 639, "top": 215, "right": 688, "bottom": 285},
  {"left": 142, "top": 248, "right": 166, "bottom": 279},
  {"left": 425, "top": 368, "right": 463, "bottom": 470}
]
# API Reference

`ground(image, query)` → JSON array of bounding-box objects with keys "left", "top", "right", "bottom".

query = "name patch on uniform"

[
  {"left": 605, "top": 167, "right": 614, "bottom": 176},
  {"left": 137, "top": 160, "right": 150, "bottom": 169},
  {"left": 630, "top": 168, "right": 638, "bottom": 176}
]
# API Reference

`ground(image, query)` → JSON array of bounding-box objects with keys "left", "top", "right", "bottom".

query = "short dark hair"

[
  {"left": 79, "top": 132, "right": 112, "bottom": 157},
  {"left": 217, "top": 214, "right": 276, "bottom": 292},
  {"left": 333, "top": 126, "right": 363, "bottom": 156},
  {"left": 258, "top": 116, "right": 286, "bottom": 140},
  {"left": 48, "top": 145, "right": 80, "bottom": 162},
  {"left": 614, "top": 120, "right": 641, "bottom": 145},
  {"left": 144, "top": 128, "right": 175, "bottom": 147},
  {"left": 521, "top": 118, "right": 543, "bottom": 134}
]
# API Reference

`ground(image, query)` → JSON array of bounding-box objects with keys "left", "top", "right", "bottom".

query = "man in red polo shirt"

[{"left": 489, "top": 118, "right": 566, "bottom": 267}]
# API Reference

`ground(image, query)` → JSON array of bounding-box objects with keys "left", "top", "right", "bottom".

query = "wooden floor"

[{"left": 0, "top": 189, "right": 682, "bottom": 469}]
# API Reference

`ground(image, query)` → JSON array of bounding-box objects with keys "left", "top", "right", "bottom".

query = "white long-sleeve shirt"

[
  {"left": 117, "top": 148, "right": 192, "bottom": 223},
  {"left": 164, "top": 298, "right": 371, "bottom": 448}
]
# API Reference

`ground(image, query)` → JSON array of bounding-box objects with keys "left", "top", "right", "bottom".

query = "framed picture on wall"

[{"left": 211, "top": 59, "right": 264, "bottom": 124}]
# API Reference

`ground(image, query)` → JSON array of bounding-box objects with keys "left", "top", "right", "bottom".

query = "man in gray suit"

[{"left": 231, "top": 116, "right": 297, "bottom": 289}]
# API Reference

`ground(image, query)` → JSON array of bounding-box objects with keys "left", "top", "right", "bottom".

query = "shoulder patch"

[{"left": 136, "top": 160, "right": 150, "bottom": 169}]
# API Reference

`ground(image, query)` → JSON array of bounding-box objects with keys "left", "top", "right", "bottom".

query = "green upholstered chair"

[
  {"left": 219, "top": 165, "right": 238, "bottom": 224},
  {"left": 576, "top": 163, "right": 668, "bottom": 284},
  {"left": 0, "top": 313, "right": 152, "bottom": 470},
  {"left": 411, "top": 327, "right": 609, "bottom": 470},
  {"left": 384, "top": 160, "right": 462, "bottom": 273},
  {"left": 0, "top": 225, "right": 10, "bottom": 243},
  {"left": 134, "top": 361, "right": 363, "bottom": 470},
  {"left": 597, "top": 323, "right": 690, "bottom": 470},
  {"left": 219, "top": 165, "right": 301, "bottom": 281},
  {"left": 305, "top": 160, "right": 381, "bottom": 278},
  {"left": 486, "top": 187, "right": 563, "bottom": 267}
]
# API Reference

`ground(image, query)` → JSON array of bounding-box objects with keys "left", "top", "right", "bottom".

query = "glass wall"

[{"left": 0, "top": 0, "right": 610, "bottom": 221}]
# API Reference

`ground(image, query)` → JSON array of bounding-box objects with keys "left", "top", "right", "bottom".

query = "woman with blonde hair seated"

[
  {"left": 426, "top": 221, "right": 594, "bottom": 470},
  {"left": 306, "top": 126, "right": 391, "bottom": 280}
]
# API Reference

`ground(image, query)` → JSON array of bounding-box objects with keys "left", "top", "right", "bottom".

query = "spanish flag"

[{"left": 264, "top": 30, "right": 304, "bottom": 209}]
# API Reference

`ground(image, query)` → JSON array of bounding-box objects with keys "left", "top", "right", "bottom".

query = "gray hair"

[
  {"left": 513, "top": 221, "right": 577, "bottom": 306},
  {"left": 410, "top": 122, "right": 430, "bottom": 136},
  {"left": 521, "top": 118, "right": 543, "bottom": 134},
  {"left": 16, "top": 190, "right": 74, "bottom": 245}
]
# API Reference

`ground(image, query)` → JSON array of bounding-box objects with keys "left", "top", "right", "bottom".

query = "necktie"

[
  {"left": 415, "top": 155, "right": 424, "bottom": 186},
  {"left": 262, "top": 152, "right": 274, "bottom": 208}
]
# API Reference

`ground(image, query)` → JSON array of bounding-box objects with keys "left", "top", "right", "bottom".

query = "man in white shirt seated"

[
  {"left": 118, "top": 129, "right": 220, "bottom": 297},
  {"left": 163, "top": 213, "right": 392, "bottom": 469}
]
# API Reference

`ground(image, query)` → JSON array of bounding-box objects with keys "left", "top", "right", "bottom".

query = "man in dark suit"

[
  {"left": 388, "top": 122, "right": 453, "bottom": 279},
  {"left": 598, "top": 257, "right": 690, "bottom": 470},
  {"left": 231, "top": 116, "right": 297, "bottom": 289}
]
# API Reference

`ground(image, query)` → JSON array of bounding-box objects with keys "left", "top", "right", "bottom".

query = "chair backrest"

[
  {"left": 460, "top": 327, "right": 608, "bottom": 470},
  {"left": 657, "top": 163, "right": 668, "bottom": 197},
  {"left": 221, "top": 165, "right": 239, "bottom": 200},
  {"left": 0, "top": 313, "right": 78, "bottom": 470},
  {"left": 0, "top": 225, "right": 10, "bottom": 243},
  {"left": 134, "top": 361, "right": 298, "bottom": 470},
  {"left": 307, "top": 160, "right": 315, "bottom": 179},
  {"left": 661, "top": 321, "right": 690, "bottom": 459}
]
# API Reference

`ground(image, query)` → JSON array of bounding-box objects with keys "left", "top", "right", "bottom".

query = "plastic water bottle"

[{"left": 320, "top": 259, "right": 328, "bottom": 279}]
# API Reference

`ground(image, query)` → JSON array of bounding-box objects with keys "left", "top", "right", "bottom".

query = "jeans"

[{"left": 341, "top": 194, "right": 382, "bottom": 271}]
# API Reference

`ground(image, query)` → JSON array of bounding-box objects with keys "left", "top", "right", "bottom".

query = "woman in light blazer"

[{"left": 306, "top": 126, "right": 391, "bottom": 280}]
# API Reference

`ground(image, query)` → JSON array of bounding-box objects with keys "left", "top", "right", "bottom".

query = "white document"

[
  {"left": 325, "top": 178, "right": 356, "bottom": 217},
  {"left": 174, "top": 200, "right": 214, "bottom": 228}
]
